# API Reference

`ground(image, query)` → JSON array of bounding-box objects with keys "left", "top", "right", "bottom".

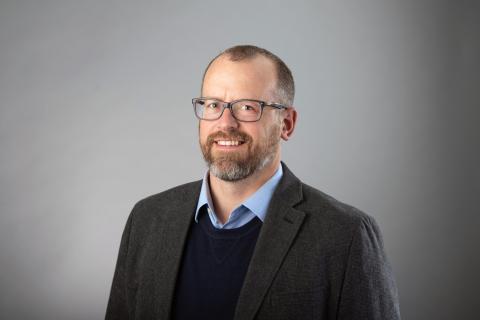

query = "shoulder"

[
  {"left": 129, "top": 180, "right": 202, "bottom": 221},
  {"left": 300, "top": 182, "right": 371, "bottom": 221},
  {"left": 297, "top": 182, "right": 379, "bottom": 241},
  {"left": 278, "top": 162, "right": 378, "bottom": 237},
  {"left": 136, "top": 180, "right": 202, "bottom": 207}
]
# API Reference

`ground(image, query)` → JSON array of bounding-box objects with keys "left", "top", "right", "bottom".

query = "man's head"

[
  {"left": 197, "top": 45, "right": 297, "bottom": 182},
  {"left": 201, "top": 45, "right": 295, "bottom": 106}
]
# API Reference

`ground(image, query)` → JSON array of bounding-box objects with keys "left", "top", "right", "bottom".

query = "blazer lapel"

[
  {"left": 234, "top": 163, "right": 305, "bottom": 320},
  {"left": 150, "top": 181, "right": 202, "bottom": 319}
]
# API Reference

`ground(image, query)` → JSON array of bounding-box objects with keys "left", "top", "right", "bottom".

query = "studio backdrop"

[{"left": 0, "top": 0, "right": 478, "bottom": 319}]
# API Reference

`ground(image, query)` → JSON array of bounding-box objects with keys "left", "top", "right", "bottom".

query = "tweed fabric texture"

[{"left": 106, "top": 163, "right": 401, "bottom": 320}]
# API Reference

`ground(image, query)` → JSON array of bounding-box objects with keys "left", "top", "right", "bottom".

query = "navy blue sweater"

[{"left": 172, "top": 207, "right": 262, "bottom": 320}]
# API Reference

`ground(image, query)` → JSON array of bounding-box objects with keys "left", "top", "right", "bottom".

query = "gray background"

[{"left": 1, "top": 0, "right": 478, "bottom": 319}]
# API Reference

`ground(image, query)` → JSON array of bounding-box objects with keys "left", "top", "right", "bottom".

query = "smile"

[{"left": 215, "top": 140, "right": 245, "bottom": 146}]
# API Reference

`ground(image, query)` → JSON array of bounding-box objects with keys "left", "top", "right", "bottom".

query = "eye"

[
  {"left": 207, "top": 102, "right": 218, "bottom": 109},
  {"left": 240, "top": 104, "right": 255, "bottom": 111}
]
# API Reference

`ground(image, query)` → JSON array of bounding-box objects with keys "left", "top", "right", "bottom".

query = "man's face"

[{"left": 199, "top": 55, "right": 283, "bottom": 181}]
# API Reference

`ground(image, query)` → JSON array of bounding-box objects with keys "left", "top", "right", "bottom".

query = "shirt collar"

[{"left": 195, "top": 164, "right": 283, "bottom": 223}]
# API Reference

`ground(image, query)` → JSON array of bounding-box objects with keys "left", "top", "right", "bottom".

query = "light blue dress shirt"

[{"left": 195, "top": 165, "right": 283, "bottom": 229}]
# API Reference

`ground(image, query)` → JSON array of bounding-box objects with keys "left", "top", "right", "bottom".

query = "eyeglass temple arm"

[{"left": 265, "top": 103, "right": 288, "bottom": 110}]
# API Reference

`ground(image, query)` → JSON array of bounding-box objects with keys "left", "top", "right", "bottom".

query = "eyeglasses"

[{"left": 192, "top": 97, "right": 288, "bottom": 122}]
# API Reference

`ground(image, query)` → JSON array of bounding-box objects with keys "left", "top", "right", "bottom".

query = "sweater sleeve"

[{"left": 337, "top": 215, "right": 401, "bottom": 320}]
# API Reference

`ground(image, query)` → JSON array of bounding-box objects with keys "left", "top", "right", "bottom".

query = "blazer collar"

[{"left": 233, "top": 161, "right": 305, "bottom": 320}]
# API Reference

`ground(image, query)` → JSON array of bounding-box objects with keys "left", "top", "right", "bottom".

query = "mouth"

[
  {"left": 214, "top": 139, "right": 246, "bottom": 147},
  {"left": 213, "top": 140, "right": 246, "bottom": 151}
]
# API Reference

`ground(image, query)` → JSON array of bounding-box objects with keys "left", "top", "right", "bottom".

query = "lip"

[
  {"left": 213, "top": 139, "right": 245, "bottom": 143},
  {"left": 212, "top": 141, "right": 246, "bottom": 151}
]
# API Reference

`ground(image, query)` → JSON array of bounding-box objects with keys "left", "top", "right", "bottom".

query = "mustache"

[{"left": 206, "top": 130, "right": 252, "bottom": 146}]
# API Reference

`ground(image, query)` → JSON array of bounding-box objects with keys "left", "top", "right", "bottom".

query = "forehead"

[{"left": 202, "top": 55, "right": 277, "bottom": 100}]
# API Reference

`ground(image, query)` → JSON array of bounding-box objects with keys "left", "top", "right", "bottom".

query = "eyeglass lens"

[{"left": 195, "top": 99, "right": 262, "bottom": 121}]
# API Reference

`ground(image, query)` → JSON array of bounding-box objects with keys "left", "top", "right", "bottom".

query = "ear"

[{"left": 280, "top": 107, "right": 297, "bottom": 141}]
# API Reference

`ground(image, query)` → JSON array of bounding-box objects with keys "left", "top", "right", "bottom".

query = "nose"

[{"left": 216, "top": 105, "right": 239, "bottom": 130}]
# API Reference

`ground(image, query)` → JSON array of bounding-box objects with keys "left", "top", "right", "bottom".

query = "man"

[{"left": 106, "top": 45, "right": 401, "bottom": 320}]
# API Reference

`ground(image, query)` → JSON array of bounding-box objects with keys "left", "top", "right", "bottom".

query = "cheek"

[
  {"left": 250, "top": 129, "right": 268, "bottom": 146},
  {"left": 198, "top": 122, "right": 211, "bottom": 141},
  {"left": 264, "top": 124, "right": 282, "bottom": 143}
]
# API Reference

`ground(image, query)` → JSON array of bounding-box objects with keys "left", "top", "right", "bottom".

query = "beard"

[{"left": 200, "top": 124, "right": 281, "bottom": 182}]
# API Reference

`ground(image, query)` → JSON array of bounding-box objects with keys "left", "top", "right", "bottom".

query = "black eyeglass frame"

[{"left": 192, "top": 97, "right": 288, "bottom": 122}]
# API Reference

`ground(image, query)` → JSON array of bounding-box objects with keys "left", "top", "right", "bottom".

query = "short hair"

[{"left": 201, "top": 45, "right": 295, "bottom": 106}]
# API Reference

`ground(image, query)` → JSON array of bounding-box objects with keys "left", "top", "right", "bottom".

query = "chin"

[
  {"left": 210, "top": 162, "right": 252, "bottom": 182},
  {"left": 210, "top": 154, "right": 276, "bottom": 182}
]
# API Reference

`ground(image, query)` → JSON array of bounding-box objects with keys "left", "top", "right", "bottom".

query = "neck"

[{"left": 208, "top": 156, "right": 281, "bottom": 224}]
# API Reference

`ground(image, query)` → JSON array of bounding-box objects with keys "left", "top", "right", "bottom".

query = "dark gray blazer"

[{"left": 106, "top": 163, "right": 401, "bottom": 320}]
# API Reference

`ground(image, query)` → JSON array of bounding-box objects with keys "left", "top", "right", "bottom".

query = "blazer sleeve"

[
  {"left": 337, "top": 215, "right": 401, "bottom": 320},
  {"left": 105, "top": 206, "right": 136, "bottom": 320}
]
